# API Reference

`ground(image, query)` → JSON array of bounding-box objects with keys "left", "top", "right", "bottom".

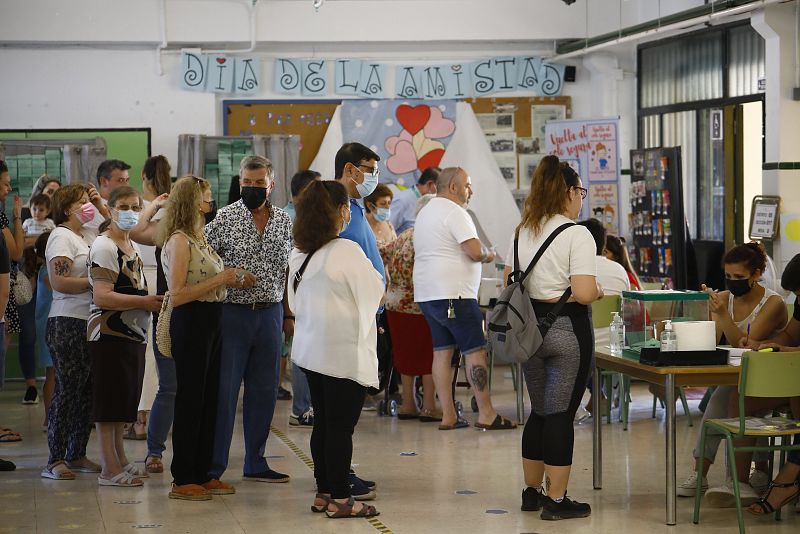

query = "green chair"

[
  {"left": 693, "top": 351, "right": 800, "bottom": 534},
  {"left": 591, "top": 295, "right": 622, "bottom": 425}
]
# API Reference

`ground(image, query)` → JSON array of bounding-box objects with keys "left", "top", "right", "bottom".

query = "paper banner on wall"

[
  {"left": 207, "top": 55, "right": 234, "bottom": 93},
  {"left": 358, "top": 63, "right": 386, "bottom": 98},
  {"left": 590, "top": 183, "right": 619, "bottom": 234},
  {"left": 180, "top": 51, "right": 208, "bottom": 91},
  {"left": 301, "top": 59, "right": 327, "bottom": 96},
  {"left": 341, "top": 100, "right": 457, "bottom": 187},
  {"left": 335, "top": 59, "right": 363, "bottom": 95},
  {"left": 234, "top": 57, "right": 260, "bottom": 95},
  {"left": 180, "top": 50, "right": 260, "bottom": 94}
]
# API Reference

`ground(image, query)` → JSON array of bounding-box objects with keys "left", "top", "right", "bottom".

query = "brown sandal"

[
  {"left": 123, "top": 424, "right": 146, "bottom": 441},
  {"left": 474, "top": 414, "right": 517, "bottom": 430},
  {"left": 326, "top": 496, "right": 380, "bottom": 518},
  {"left": 311, "top": 493, "right": 331, "bottom": 513},
  {"left": 146, "top": 456, "right": 163, "bottom": 474}
]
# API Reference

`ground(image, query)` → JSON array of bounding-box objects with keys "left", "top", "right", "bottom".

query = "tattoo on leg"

[{"left": 470, "top": 365, "right": 488, "bottom": 391}]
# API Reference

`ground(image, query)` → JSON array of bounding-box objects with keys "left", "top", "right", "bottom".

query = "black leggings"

[
  {"left": 303, "top": 368, "right": 366, "bottom": 499},
  {"left": 521, "top": 302, "right": 593, "bottom": 466}
]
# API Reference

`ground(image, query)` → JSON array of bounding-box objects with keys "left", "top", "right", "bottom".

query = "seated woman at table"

[
  {"left": 604, "top": 234, "right": 641, "bottom": 290},
  {"left": 736, "top": 253, "right": 800, "bottom": 516},
  {"left": 677, "top": 242, "right": 787, "bottom": 502}
]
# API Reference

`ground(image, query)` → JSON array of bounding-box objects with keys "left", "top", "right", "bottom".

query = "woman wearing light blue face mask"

[
  {"left": 364, "top": 184, "right": 397, "bottom": 247},
  {"left": 87, "top": 185, "right": 164, "bottom": 487}
]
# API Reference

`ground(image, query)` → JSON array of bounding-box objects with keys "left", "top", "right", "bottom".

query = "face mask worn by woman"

[
  {"left": 374, "top": 207, "right": 391, "bottom": 222},
  {"left": 725, "top": 278, "right": 753, "bottom": 297},
  {"left": 75, "top": 202, "right": 95, "bottom": 225},
  {"left": 115, "top": 210, "right": 139, "bottom": 231}
]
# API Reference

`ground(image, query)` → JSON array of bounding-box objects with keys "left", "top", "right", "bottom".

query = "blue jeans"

[
  {"left": 17, "top": 296, "right": 37, "bottom": 380},
  {"left": 291, "top": 356, "right": 312, "bottom": 417},
  {"left": 147, "top": 327, "right": 176, "bottom": 459},
  {"left": 210, "top": 303, "right": 283, "bottom": 478}
]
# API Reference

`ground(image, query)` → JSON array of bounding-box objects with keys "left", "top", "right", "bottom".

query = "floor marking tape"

[{"left": 270, "top": 426, "right": 395, "bottom": 534}]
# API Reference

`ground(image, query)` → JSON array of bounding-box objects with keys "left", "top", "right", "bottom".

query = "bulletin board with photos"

[
  {"left": 466, "top": 96, "right": 572, "bottom": 191},
  {"left": 224, "top": 100, "right": 341, "bottom": 171}
]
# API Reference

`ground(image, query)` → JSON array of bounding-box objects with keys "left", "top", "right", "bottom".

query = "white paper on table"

[{"left": 719, "top": 346, "right": 748, "bottom": 358}]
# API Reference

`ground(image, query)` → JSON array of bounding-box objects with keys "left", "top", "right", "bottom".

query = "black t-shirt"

[
  {"left": 794, "top": 296, "right": 800, "bottom": 322},
  {"left": 0, "top": 233, "right": 10, "bottom": 275}
]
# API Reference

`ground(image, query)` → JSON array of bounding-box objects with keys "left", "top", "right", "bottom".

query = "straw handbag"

[{"left": 155, "top": 292, "right": 173, "bottom": 358}]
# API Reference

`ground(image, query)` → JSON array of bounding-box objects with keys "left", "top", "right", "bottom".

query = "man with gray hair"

[
  {"left": 205, "top": 155, "right": 294, "bottom": 486},
  {"left": 413, "top": 167, "right": 516, "bottom": 431}
]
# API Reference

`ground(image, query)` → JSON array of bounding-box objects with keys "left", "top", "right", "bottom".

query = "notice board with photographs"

[
  {"left": 466, "top": 96, "right": 572, "bottom": 190},
  {"left": 224, "top": 100, "right": 340, "bottom": 172}
]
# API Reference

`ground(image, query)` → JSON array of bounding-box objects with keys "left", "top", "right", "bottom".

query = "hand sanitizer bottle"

[
  {"left": 610, "top": 312, "right": 624, "bottom": 355},
  {"left": 660, "top": 320, "right": 677, "bottom": 352}
]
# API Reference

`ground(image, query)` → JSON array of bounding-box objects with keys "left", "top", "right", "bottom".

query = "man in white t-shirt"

[
  {"left": 413, "top": 167, "right": 516, "bottom": 431},
  {"left": 578, "top": 219, "right": 630, "bottom": 296}
]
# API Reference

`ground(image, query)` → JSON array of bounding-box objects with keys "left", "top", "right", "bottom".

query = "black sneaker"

[
  {"left": 349, "top": 474, "right": 376, "bottom": 501},
  {"left": 289, "top": 411, "right": 314, "bottom": 427},
  {"left": 22, "top": 386, "right": 39, "bottom": 405},
  {"left": 521, "top": 486, "right": 544, "bottom": 512},
  {"left": 349, "top": 469, "right": 376, "bottom": 490},
  {"left": 277, "top": 386, "right": 292, "bottom": 401},
  {"left": 243, "top": 469, "right": 290, "bottom": 483},
  {"left": 541, "top": 495, "right": 591, "bottom": 520}
]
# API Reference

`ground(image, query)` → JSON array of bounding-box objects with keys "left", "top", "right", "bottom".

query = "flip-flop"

[
  {"left": 41, "top": 461, "right": 75, "bottom": 480},
  {"left": 419, "top": 410, "right": 443, "bottom": 422},
  {"left": 396, "top": 411, "right": 419, "bottom": 420},
  {"left": 474, "top": 414, "right": 517, "bottom": 430},
  {"left": 439, "top": 418, "right": 470, "bottom": 430},
  {"left": 0, "top": 432, "right": 22, "bottom": 443}
]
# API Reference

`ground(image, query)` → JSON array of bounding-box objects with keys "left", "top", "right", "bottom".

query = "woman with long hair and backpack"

[{"left": 503, "top": 155, "right": 602, "bottom": 520}]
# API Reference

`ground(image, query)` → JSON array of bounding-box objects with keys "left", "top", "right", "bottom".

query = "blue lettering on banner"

[
  {"left": 209, "top": 55, "right": 234, "bottom": 94},
  {"left": 441, "top": 63, "right": 470, "bottom": 100},
  {"left": 274, "top": 58, "right": 301, "bottom": 94},
  {"left": 516, "top": 56, "right": 542, "bottom": 93},
  {"left": 180, "top": 51, "right": 208, "bottom": 91},
  {"left": 470, "top": 59, "right": 495, "bottom": 96},
  {"left": 235, "top": 57, "right": 260, "bottom": 95},
  {"left": 335, "top": 59, "right": 362, "bottom": 95},
  {"left": 422, "top": 65, "right": 447, "bottom": 99},
  {"left": 492, "top": 57, "right": 517, "bottom": 93},
  {"left": 395, "top": 66, "right": 421, "bottom": 98},
  {"left": 359, "top": 63, "right": 385, "bottom": 98},
  {"left": 301, "top": 59, "right": 327, "bottom": 96},
  {"left": 539, "top": 63, "right": 566, "bottom": 96}
]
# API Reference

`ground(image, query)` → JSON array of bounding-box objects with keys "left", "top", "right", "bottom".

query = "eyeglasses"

[
  {"left": 357, "top": 164, "right": 380, "bottom": 178},
  {"left": 572, "top": 186, "right": 588, "bottom": 199}
]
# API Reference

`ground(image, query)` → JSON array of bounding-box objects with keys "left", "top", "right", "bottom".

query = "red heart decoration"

[
  {"left": 396, "top": 104, "right": 431, "bottom": 135},
  {"left": 216, "top": 58, "right": 227, "bottom": 64},
  {"left": 417, "top": 148, "right": 445, "bottom": 171}
]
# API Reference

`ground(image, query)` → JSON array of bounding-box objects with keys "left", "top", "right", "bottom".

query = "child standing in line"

[{"left": 22, "top": 194, "right": 56, "bottom": 246}]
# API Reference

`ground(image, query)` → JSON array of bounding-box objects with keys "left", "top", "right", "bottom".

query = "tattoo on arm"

[
  {"left": 470, "top": 365, "right": 488, "bottom": 392},
  {"left": 54, "top": 259, "right": 71, "bottom": 277}
]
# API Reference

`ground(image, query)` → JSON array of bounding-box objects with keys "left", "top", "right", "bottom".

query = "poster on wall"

[
  {"left": 531, "top": 105, "right": 566, "bottom": 153},
  {"left": 518, "top": 153, "right": 545, "bottom": 189},
  {"left": 341, "top": 100, "right": 457, "bottom": 187},
  {"left": 544, "top": 117, "right": 620, "bottom": 222},
  {"left": 589, "top": 183, "right": 619, "bottom": 234},
  {"left": 476, "top": 113, "right": 514, "bottom": 132}
]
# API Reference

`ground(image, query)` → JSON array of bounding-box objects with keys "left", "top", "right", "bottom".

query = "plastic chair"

[
  {"left": 693, "top": 351, "right": 800, "bottom": 534},
  {"left": 591, "top": 296, "right": 622, "bottom": 424}
]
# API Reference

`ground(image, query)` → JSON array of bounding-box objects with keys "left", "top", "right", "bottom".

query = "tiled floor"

[{"left": 0, "top": 372, "right": 797, "bottom": 533}]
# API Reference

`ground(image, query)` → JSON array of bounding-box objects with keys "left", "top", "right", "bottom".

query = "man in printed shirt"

[{"left": 205, "top": 156, "right": 294, "bottom": 484}]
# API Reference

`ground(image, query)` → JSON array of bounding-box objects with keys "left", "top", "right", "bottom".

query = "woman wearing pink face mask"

[{"left": 40, "top": 183, "right": 107, "bottom": 481}]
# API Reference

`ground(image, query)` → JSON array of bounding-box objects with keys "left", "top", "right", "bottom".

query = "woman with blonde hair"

[
  {"left": 157, "top": 176, "right": 254, "bottom": 501},
  {"left": 504, "top": 155, "right": 602, "bottom": 519}
]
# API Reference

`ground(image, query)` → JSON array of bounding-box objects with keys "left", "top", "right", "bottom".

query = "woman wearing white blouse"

[{"left": 288, "top": 180, "right": 383, "bottom": 520}]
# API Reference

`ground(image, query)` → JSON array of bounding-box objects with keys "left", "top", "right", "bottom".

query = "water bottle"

[
  {"left": 609, "top": 312, "right": 623, "bottom": 355},
  {"left": 615, "top": 313, "right": 626, "bottom": 354}
]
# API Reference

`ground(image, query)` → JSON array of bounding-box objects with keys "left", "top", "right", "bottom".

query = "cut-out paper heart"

[
  {"left": 385, "top": 129, "right": 413, "bottom": 155},
  {"left": 387, "top": 140, "right": 418, "bottom": 175},
  {"left": 417, "top": 148, "right": 445, "bottom": 171},
  {"left": 216, "top": 58, "right": 227, "bottom": 64},
  {"left": 423, "top": 107, "right": 455, "bottom": 139},
  {"left": 413, "top": 134, "right": 445, "bottom": 159},
  {"left": 396, "top": 104, "right": 431, "bottom": 135}
]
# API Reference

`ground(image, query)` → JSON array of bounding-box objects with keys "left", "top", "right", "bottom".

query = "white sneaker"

[
  {"left": 574, "top": 406, "right": 591, "bottom": 424},
  {"left": 705, "top": 479, "right": 759, "bottom": 508},
  {"left": 677, "top": 472, "right": 708, "bottom": 497},
  {"left": 748, "top": 469, "right": 769, "bottom": 495}
]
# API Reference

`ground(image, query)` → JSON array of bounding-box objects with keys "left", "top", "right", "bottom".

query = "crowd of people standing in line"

[{"left": 1, "top": 146, "right": 799, "bottom": 522}]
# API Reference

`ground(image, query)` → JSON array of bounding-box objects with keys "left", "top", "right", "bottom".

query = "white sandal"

[
  {"left": 98, "top": 471, "right": 143, "bottom": 487},
  {"left": 124, "top": 463, "right": 149, "bottom": 478}
]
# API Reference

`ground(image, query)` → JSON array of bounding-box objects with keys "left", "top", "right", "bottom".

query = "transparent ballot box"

[{"left": 621, "top": 290, "right": 710, "bottom": 360}]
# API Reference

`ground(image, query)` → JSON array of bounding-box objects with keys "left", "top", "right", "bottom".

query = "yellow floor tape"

[{"left": 271, "top": 426, "right": 395, "bottom": 534}]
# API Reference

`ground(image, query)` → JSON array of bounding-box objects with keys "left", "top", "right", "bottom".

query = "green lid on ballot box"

[{"left": 621, "top": 290, "right": 709, "bottom": 302}]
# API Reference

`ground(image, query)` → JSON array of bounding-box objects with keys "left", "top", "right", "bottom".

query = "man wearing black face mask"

[{"left": 204, "top": 155, "right": 293, "bottom": 484}]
